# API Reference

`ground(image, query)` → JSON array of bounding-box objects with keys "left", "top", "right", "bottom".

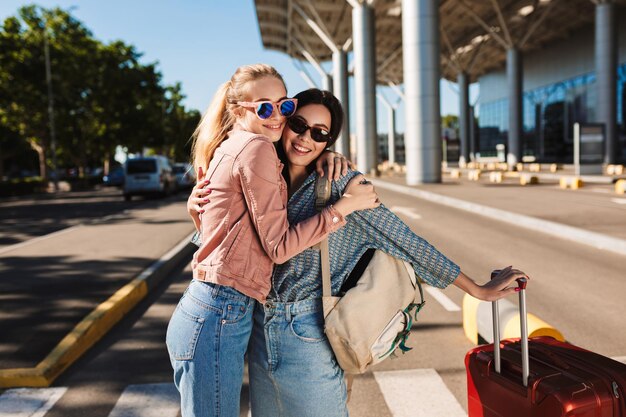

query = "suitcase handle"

[{"left": 491, "top": 270, "right": 530, "bottom": 387}]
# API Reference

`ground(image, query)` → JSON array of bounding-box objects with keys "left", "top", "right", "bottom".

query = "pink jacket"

[{"left": 192, "top": 128, "right": 346, "bottom": 302}]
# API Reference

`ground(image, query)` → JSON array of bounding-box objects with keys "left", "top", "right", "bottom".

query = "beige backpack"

[{"left": 315, "top": 175, "right": 426, "bottom": 375}]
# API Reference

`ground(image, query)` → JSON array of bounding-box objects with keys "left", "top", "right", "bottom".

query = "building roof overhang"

[{"left": 254, "top": 0, "right": 626, "bottom": 84}]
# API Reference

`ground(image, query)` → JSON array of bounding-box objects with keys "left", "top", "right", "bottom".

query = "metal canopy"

[{"left": 254, "top": 0, "right": 626, "bottom": 84}]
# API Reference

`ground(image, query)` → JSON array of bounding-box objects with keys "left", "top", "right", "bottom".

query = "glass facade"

[{"left": 478, "top": 63, "right": 626, "bottom": 162}]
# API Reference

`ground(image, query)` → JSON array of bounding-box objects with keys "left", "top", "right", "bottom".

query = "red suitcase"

[{"left": 466, "top": 275, "right": 626, "bottom": 417}]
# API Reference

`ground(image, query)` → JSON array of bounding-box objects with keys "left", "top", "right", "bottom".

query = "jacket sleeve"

[{"left": 235, "top": 138, "right": 347, "bottom": 264}]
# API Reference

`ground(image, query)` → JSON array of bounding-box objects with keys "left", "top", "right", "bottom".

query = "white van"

[{"left": 123, "top": 156, "right": 175, "bottom": 201}]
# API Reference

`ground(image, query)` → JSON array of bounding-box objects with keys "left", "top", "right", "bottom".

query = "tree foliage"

[{"left": 0, "top": 5, "right": 199, "bottom": 180}]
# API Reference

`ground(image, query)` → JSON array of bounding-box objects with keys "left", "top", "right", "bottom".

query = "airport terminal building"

[
  {"left": 477, "top": 8, "right": 626, "bottom": 163},
  {"left": 255, "top": 0, "right": 626, "bottom": 183}
]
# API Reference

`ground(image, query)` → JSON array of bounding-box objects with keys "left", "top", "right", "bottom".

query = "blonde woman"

[{"left": 165, "top": 64, "right": 379, "bottom": 417}]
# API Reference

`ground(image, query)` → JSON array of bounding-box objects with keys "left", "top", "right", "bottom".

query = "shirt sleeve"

[
  {"left": 332, "top": 171, "right": 460, "bottom": 289},
  {"left": 235, "top": 138, "right": 347, "bottom": 264}
]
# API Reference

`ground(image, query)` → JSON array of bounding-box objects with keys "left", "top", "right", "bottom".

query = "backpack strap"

[
  {"left": 315, "top": 172, "right": 354, "bottom": 401},
  {"left": 314, "top": 171, "right": 333, "bottom": 299}
]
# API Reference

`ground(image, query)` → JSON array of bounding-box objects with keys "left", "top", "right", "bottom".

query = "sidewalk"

[
  {"left": 374, "top": 172, "right": 626, "bottom": 242},
  {"left": 0, "top": 197, "right": 195, "bottom": 373}
]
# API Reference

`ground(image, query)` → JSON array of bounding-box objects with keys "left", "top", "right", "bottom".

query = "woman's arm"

[
  {"left": 338, "top": 180, "right": 529, "bottom": 297},
  {"left": 237, "top": 138, "right": 379, "bottom": 264},
  {"left": 452, "top": 267, "right": 529, "bottom": 301}
]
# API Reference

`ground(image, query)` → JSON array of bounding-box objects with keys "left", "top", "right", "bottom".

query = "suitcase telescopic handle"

[{"left": 491, "top": 270, "right": 530, "bottom": 387}]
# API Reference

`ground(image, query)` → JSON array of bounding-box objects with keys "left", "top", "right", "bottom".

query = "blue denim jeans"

[
  {"left": 248, "top": 298, "right": 349, "bottom": 417},
  {"left": 166, "top": 280, "right": 254, "bottom": 417}
]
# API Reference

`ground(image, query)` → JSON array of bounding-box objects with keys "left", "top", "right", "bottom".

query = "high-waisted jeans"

[
  {"left": 166, "top": 280, "right": 254, "bottom": 417},
  {"left": 248, "top": 298, "right": 349, "bottom": 417}
]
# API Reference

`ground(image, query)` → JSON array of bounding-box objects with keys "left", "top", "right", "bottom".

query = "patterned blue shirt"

[{"left": 269, "top": 170, "right": 461, "bottom": 302}]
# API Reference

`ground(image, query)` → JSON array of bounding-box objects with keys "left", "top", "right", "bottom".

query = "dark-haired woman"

[{"left": 191, "top": 88, "right": 528, "bottom": 417}]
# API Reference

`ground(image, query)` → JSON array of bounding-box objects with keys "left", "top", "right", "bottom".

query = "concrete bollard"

[
  {"left": 463, "top": 294, "right": 565, "bottom": 345},
  {"left": 489, "top": 172, "right": 503, "bottom": 183},
  {"left": 607, "top": 164, "right": 624, "bottom": 175},
  {"left": 468, "top": 169, "right": 482, "bottom": 181},
  {"left": 520, "top": 174, "right": 539, "bottom": 185},
  {"left": 560, "top": 176, "right": 584, "bottom": 189},
  {"left": 529, "top": 163, "right": 541, "bottom": 172},
  {"left": 550, "top": 163, "right": 560, "bottom": 173},
  {"left": 616, "top": 179, "right": 626, "bottom": 195},
  {"left": 450, "top": 169, "right": 461, "bottom": 179},
  {"left": 516, "top": 163, "right": 524, "bottom": 172}
]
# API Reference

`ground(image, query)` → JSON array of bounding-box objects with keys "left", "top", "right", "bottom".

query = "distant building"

[{"left": 477, "top": 16, "right": 626, "bottom": 163}]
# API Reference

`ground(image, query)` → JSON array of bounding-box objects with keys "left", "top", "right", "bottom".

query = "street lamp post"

[{"left": 43, "top": 24, "right": 59, "bottom": 191}]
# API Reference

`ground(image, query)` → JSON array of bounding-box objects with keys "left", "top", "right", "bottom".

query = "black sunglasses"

[{"left": 286, "top": 116, "right": 332, "bottom": 143}]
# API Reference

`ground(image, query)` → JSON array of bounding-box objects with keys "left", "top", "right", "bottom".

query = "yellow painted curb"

[{"left": 0, "top": 277, "right": 148, "bottom": 388}]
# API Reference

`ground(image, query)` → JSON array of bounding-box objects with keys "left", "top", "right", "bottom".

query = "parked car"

[
  {"left": 102, "top": 166, "right": 125, "bottom": 187},
  {"left": 123, "top": 156, "right": 175, "bottom": 201},
  {"left": 172, "top": 163, "right": 195, "bottom": 190}
]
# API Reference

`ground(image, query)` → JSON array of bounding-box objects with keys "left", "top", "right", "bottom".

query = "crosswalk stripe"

[
  {"left": 425, "top": 286, "right": 461, "bottom": 312},
  {"left": 0, "top": 387, "right": 67, "bottom": 417},
  {"left": 108, "top": 383, "right": 179, "bottom": 417},
  {"left": 374, "top": 369, "right": 466, "bottom": 417}
]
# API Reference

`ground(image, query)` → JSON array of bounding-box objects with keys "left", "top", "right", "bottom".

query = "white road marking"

[
  {"left": 108, "top": 383, "right": 180, "bottom": 417},
  {"left": 374, "top": 369, "right": 466, "bottom": 417},
  {"left": 0, "top": 387, "right": 67, "bottom": 417},
  {"left": 425, "top": 286, "right": 461, "bottom": 312},
  {"left": 389, "top": 206, "right": 422, "bottom": 220},
  {"left": 372, "top": 179, "right": 626, "bottom": 257},
  {"left": 612, "top": 356, "right": 626, "bottom": 364},
  {"left": 611, "top": 198, "right": 626, "bottom": 205}
]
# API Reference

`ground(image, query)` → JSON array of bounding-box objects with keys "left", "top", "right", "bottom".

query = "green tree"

[
  {"left": 1, "top": 5, "right": 201, "bottom": 180},
  {"left": 442, "top": 114, "right": 459, "bottom": 129}
]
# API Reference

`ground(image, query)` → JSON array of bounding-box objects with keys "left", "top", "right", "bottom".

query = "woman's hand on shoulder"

[
  {"left": 315, "top": 150, "right": 352, "bottom": 181},
  {"left": 187, "top": 167, "right": 211, "bottom": 230},
  {"left": 333, "top": 174, "right": 380, "bottom": 217}
]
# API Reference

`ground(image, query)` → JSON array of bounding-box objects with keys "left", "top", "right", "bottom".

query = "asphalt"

[
  {"left": 0, "top": 191, "right": 196, "bottom": 386},
  {"left": 0, "top": 166, "right": 624, "bottom": 388}
]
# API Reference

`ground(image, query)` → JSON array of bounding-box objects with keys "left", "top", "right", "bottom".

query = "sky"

[{"left": 1, "top": 0, "right": 479, "bottom": 134}]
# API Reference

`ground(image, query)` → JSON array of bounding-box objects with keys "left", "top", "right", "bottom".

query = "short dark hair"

[{"left": 292, "top": 88, "right": 344, "bottom": 148}]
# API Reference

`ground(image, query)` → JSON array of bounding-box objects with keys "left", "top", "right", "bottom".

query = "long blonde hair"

[{"left": 191, "top": 64, "right": 286, "bottom": 175}]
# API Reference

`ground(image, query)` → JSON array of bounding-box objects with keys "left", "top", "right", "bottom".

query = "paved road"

[
  {"left": 3, "top": 181, "right": 624, "bottom": 416},
  {"left": 0, "top": 187, "right": 133, "bottom": 250},
  {"left": 0, "top": 190, "right": 195, "bottom": 369}
]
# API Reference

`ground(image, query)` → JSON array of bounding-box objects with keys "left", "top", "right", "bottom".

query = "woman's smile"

[
  {"left": 291, "top": 141, "right": 313, "bottom": 155},
  {"left": 262, "top": 121, "right": 283, "bottom": 132}
]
